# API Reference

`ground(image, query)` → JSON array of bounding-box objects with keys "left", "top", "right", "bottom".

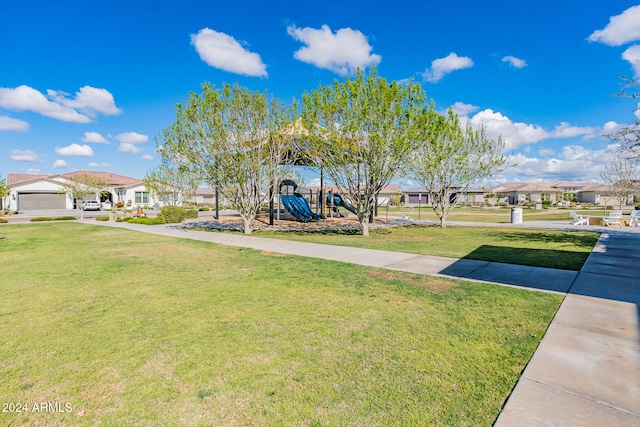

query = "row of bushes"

[
  {"left": 30, "top": 216, "right": 76, "bottom": 222},
  {"left": 96, "top": 207, "right": 199, "bottom": 225}
]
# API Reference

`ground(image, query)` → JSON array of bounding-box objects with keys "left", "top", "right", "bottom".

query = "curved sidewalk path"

[{"left": 88, "top": 219, "right": 640, "bottom": 425}]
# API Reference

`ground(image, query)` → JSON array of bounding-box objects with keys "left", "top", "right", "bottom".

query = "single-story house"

[
  {"left": 490, "top": 181, "right": 632, "bottom": 207},
  {"left": 6, "top": 171, "right": 162, "bottom": 211},
  {"left": 404, "top": 186, "right": 487, "bottom": 206}
]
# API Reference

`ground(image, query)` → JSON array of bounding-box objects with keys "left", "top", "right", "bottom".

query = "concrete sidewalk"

[
  {"left": 87, "top": 220, "right": 640, "bottom": 425},
  {"left": 496, "top": 231, "right": 640, "bottom": 426}
]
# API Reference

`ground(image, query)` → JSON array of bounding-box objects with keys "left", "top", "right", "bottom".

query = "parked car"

[{"left": 82, "top": 200, "right": 101, "bottom": 211}]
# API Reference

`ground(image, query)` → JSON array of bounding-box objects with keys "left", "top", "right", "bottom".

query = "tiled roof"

[
  {"left": 491, "top": 181, "right": 602, "bottom": 193},
  {"left": 63, "top": 171, "right": 141, "bottom": 187},
  {"left": 7, "top": 173, "right": 50, "bottom": 186},
  {"left": 7, "top": 171, "right": 141, "bottom": 187}
]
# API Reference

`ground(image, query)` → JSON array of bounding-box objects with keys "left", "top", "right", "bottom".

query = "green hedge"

[
  {"left": 127, "top": 216, "right": 165, "bottom": 225},
  {"left": 0, "top": 217, "right": 7, "bottom": 224},
  {"left": 160, "top": 206, "right": 187, "bottom": 223},
  {"left": 159, "top": 206, "right": 198, "bottom": 223},
  {"left": 30, "top": 216, "right": 76, "bottom": 222}
]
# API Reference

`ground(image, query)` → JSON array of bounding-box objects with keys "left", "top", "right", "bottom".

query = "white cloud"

[
  {"left": 551, "top": 122, "right": 595, "bottom": 138},
  {"left": 505, "top": 146, "right": 618, "bottom": 181},
  {"left": 462, "top": 109, "right": 611, "bottom": 150},
  {"left": 47, "top": 86, "right": 122, "bottom": 118},
  {"left": 141, "top": 154, "right": 153, "bottom": 160},
  {"left": 191, "top": 28, "right": 267, "bottom": 77},
  {"left": 622, "top": 44, "right": 640, "bottom": 78},
  {"left": 501, "top": 55, "right": 527, "bottom": 68},
  {"left": 422, "top": 52, "right": 473, "bottom": 83},
  {"left": 538, "top": 148, "right": 555, "bottom": 156},
  {"left": 583, "top": 120, "right": 624, "bottom": 141},
  {"left": 118, "top": 142, "right": 143, "bottom": 154},
  {"left": 10, "top": 149, "right": 41, "bottom": 162},
  {"left": 0, "top": 85, "right": 91, "bottom": 123},
  {"left": 287, "top": 24, "right": 381, "bottom": 75},
  {"left": 307, "top": 177, "right": 321, "bottom": 187},
  {"left": 603, "top": 120, "right": 622, "bottom": 134},
  {"left": 88, "top": 162, "right": 112, "bottom": 168},
  {"left": 450, "top": 102, "right": 479, "bottom": 117},
  {"left": 635, "top": 103, "right": 640, "bottom": 119},
  {"left": 0, "top": 85, "right": 120, "bottom": 123},
  {"left": 82, "top": 131, "right": 109, "bottom": 143},
  {"left": 588, "top": 5, "right": 640, "bottom": 46},
  {"left": 52, "top": 159, "right": 69, "bottom": 169},
  {"left": 115, "top": 132, "right": 148, "bottom": 144},
  {"left": 0, "top": 115, "right": 29, "bottom": 131},
  {"left": 468, "top": 109, "right": 548, "bottom": 150},
  {"left": 54, "top": 143, "right": 94, "bottom": 157}
]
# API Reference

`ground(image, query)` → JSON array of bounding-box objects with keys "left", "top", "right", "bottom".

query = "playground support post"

[
  {"left": 269, "top": 185, "right": 274, "bottom": 226},
  {"left": 328, "top": 191, "right": 334, "bottom": 218}
]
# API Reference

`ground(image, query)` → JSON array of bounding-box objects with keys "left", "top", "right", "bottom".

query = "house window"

[{"left": 135, "top": 191, "right": 149, "bottom": 204}]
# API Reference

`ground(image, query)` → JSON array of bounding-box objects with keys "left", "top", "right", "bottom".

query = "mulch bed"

[{"left": 177, "top": 213, "right": 413, "bottom": 232}]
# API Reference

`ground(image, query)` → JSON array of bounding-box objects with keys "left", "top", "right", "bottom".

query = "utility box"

[{"left": 511, "top": 207, "right": 523, "bottom": 224}]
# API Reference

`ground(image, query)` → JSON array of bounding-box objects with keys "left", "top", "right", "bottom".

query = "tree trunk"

[
  {"left": 440, "top": 215, "right": 447, "bottom": 228},
  {"left": 243, "top": 217, "right": 253, "bottom": 234},
  {"left": 360, "top": 218, "right": 370, "bottom": 236}
]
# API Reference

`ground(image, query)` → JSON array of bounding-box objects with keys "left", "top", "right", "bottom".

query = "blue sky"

[{"left": 2, "top": 0, "right": 640, "bottom": 187}]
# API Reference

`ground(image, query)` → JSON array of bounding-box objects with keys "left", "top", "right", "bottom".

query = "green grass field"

[
  {"left": 0, "top": 222, "right": 563, "bottom": 426},
  {"left": 256, "top": 225, "right": 599, "bottom": 271}
]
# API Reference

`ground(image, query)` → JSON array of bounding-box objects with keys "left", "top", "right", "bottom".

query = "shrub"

[
  {"left": 0, "top": 217, "right": 7, "bottom": 224},
  {"left": 185, "top": 209, "right": 199, "bottom": 219},
  {"left": 198, "top": 207, "right": 210, "bottom": 212},
  {"left": 116, "top": 201, "right": 124, "bottom": 208},
  {"left": 160, "top": 206, "right": 187, "bottom": 223},
  {"left": 30, "top": 216, "right": 76, "bottom": 222},
  {"left": 96, "top": 216, "right": 110, "bottom": 221},
  {"left": 127, "top": 216, "right": 165, "bottom": 225}
]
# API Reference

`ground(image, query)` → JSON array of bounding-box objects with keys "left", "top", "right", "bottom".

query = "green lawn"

[
  {"left": 256, "top": 224, "right": 600, "bottom": 271},
  {"left": 0, "top": 223, "right": 562, "bottom": 426}
]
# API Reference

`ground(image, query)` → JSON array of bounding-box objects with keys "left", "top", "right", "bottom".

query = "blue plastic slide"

[
  {"left": 292, "top": 193, "right": 325, "bottom": 220},
  {"left": 281, "top": 194, "right": 325, "bottom": 222},
  {"left": 326, "top": 193, "right": 357, "bottom": 215}
]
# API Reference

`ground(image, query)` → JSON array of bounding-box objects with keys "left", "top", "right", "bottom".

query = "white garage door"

[{"left": 18, "top": 192, "right": 66, "bottom": 210}]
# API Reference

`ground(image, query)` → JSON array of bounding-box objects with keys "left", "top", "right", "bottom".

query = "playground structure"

[
  {"left": 278, "top": 180, "right": 326, "bottom": 222},
  {"left": 326, "top": 193, "right": 357, "bottom": 217},
  {"left": 277, "top": 180, "right": 367, "bottom": 223}
]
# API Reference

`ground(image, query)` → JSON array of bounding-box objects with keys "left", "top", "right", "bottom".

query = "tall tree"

[
  {"left": 156, "top": 83, "right": 296, "bottom": 234},
  {"left": 610, "top": 76, "right": 640, "bottom": 157},
  {"left": 408, "top": 108, "right": 506, "bottom": 227},
  {"left": 57, "top": 172, "right": 106, "bottom": 219},
  {"left": 143, "top": 162, "right": 198, "bottom": 207},
  {"left": 301, "top": 67, "right": 427, "bottom": 236},
  {"left": 600, "top": 157, "right": 639, "bottom": 210}
]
